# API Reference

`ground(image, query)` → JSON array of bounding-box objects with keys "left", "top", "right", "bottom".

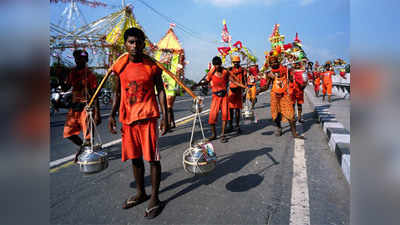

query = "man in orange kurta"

[
  {"left": 203, "top": 56, "right": 246, "bottom": 143},
  {"left": 313, "top": 62, "right": 321, "bottom": 97},
  {"left": 63, "top": 49, "right": 101, "bottom": 163},
  {"left": 263, "top": 56, "right": 304, "bottom": 138},
  {"left": 246, "top": 66, "right": 258, "bottom": 109},
  {"left": 289, "top": 62, "right": 307, "bottom": 123},
  {"left": 108, "top": 28, "right": 169, "bottom": 219},
  {"left": 320, "top": 62, "right": 335, "bottom": 102},
  {"left": 227, "top": 56, "right": 246, "bottom": 134}
]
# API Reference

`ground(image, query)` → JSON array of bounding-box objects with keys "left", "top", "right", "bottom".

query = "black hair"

[
  {"left": 212, "top": 56, "right": 222, "bottom": 66},
  {"left": 72, "top": 49, "right": 88, "bottom": 62},
  {"left": 124, "top": 27, "right": 145, "bottom": 43}
]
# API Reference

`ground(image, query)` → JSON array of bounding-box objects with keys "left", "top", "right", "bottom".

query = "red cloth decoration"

[
  {"left": 232, "top": 41, "right": 243, "bottom": 49},
  {"left": 294, "top": 32, "right": 301, "bottom": 43},
  {"left": 217, "top": 47, "right": 231, "bottom": 56},
  {"left": 221, "top": 23, "right": 231, "bottom": 43},
  {"left": 283, "top": 43, "right": 293, "bottom": 50}
]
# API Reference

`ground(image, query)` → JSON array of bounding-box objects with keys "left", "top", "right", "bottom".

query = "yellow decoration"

[{"left": 156, "top": 28, "right": 183, "bottom": 51}]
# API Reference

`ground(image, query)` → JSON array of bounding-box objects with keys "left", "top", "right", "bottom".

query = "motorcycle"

[
  {"left": 99, "top": 89, "right": 112, "bottom": 105},
  {"left": 50, "top": 85, "right": 72, "bottom": 112}
]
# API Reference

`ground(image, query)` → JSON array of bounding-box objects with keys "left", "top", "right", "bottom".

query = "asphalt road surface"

[{"left": 50, "top": 91, "right": 349, "bottom": 225}]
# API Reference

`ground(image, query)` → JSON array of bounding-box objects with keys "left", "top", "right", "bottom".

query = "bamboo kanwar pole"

[
  {"left": 87, "top": 52, "right": 129, "bottom": 108},
  {"left": 148, "top": 57, "right": 198, "bottom": 99},
  {"left": 87, "top": 53, "right": 198, "bottom": 108}
]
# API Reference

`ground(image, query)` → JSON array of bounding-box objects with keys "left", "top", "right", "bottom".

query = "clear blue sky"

[{"left": 51, "top": 0, "right": 349, "bottom": 81}]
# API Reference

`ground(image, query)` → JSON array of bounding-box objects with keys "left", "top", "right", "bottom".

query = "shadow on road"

[
  {"left": 298, "top": 111, "right": 316, "bottom": 134},
  {"left": 159, "top": 147, "right": 278, "bottom": 204},
  {"left": 228, "top": 118, "right": 274, "bottom": 138}
]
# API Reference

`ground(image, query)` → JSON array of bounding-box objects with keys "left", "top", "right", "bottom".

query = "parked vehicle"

[
  {"left": 99, "top": 88, "right": 112, "bottom": 105},
  {"left": 50, "top": 85, "right": 72, "bottom": 111}
]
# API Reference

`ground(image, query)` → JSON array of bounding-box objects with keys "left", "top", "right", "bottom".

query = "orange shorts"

[
  {"left": 314, "top": 79, "right": 320, "bottom": 91},
  {"left": 63, "top": 109, "right": 89, "bottom": 139},
  {"left": 291, "top": 88, "right": 304, "bottom": 105},
  {"left": 228, "top": 88, "right": 243, "bottom": 109},
  {"left": 121, "top": 118, "right": 160, "bottom": 162},
  {"left": 246, "top": 85, "right": 257, "bottom": 100},
  {"left": 322, "top": 82, "right": 332, "bottom": 95},
  {"left": 209, "top": 95, "right": 230, "bottom": 124}
]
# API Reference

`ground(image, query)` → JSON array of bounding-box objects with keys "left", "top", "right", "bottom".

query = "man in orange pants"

[
  {"left": 63, "top": 49, "right": 101, "bottom": 163},
  {"left": 258, "top": 55, "right": 304, "bottom": 138},
  {"left": 108, "top": 28, "right": 169, "bottom": 219},
  {"left": 313, "top": 61, "right": 321, "bottom": 97},
  {"left": 246, "top": 65, "right": 258, "bottom": 109},
  {"left": 227, "top": 56, "right": 246, "bottom": 134},
  {"left": 202, "top": 56, "right": 246, "bottom": 143},
  {"left": 321, "top": 61, "right": 335, "bottom": 102},
  {"left": 290, "top": 62, "right": 307, "bottom": 123}
]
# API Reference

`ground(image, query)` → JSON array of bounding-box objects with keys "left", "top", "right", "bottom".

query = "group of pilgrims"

[
  {"left": 60, "top": 27, "right": 340, "bottom": 219},
  {"left": 191, "top": 47, "right": 337, "bottom": 142}
]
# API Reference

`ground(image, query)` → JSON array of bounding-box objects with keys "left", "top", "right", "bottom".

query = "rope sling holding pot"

[
  {"left": 183, "top": 98, "right": 217, "bottom": 175},
  {"left": 76, "top": 68, "right": 108, "bottom": 174}
]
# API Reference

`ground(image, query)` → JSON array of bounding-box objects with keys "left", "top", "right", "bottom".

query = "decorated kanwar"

[{"left": 153, "top": 24, "right": 186, "bottom": 131}]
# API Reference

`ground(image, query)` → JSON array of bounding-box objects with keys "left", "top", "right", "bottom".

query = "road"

[{"left": 50, "top": 91, "right": 349, "bottom": 225}]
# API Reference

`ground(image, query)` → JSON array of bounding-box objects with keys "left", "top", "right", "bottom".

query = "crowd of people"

[{"left": 59, "top": 27, "right": 342, "bottom": 219}]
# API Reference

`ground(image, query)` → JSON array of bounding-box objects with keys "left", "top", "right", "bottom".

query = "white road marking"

[
  {"left": 49, "top": 155, "right": 75, "bottom": 168},
  {"left": 49, "top": 109, "right": 211, "bottom": 168},
  {"left": 289, "top": 134, "right": 311, "bottom": 225},
  {"left": 175, "top": 96, "right": 211, "bottom": 103}
]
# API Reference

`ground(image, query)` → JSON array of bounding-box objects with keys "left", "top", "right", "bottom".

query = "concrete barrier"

[{"left": 306, "top": 87, "right": 351, "bottom": 184}]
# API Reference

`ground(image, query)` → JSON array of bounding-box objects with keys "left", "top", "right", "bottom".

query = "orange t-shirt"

[
  {"left": 206, "top": 69, "right": 229, "bottom": 93},
  {"left": 293, "top": 70, "right": 305, "bottom": 86},
  {"left": 271, "top": 65, "right": 288, "bottom": 94},
  {"left": 229, "top": 67, "right": 245, "bottom": 88},
  {"left": 313, "top": 71, "right": 320, "bottom": 80},
  {"left": 113, "top": 57, "right": 161, "bottom": 125},
  {"left": 67, "top": 68, "right": 98, "bottom": 103},
  {"left": 321, "top": 71, "right": 334, "bottom": 84}
]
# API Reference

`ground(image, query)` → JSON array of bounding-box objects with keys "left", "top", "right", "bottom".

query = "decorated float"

[{"left": 153, "top": 25, "right": 186, "bottom": 96}]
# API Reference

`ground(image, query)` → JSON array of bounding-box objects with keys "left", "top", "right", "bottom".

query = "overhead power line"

[{"left": 135, "top": 0, "right": 219, "bottom": 46}]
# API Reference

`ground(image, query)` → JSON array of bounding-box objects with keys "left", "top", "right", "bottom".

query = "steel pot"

[
  {"left": 183, "top": 143, "right": 216, "bottom": 175},
  {"left": 77, "top": 146, "right": 108, "bottom": 174},
  {"left": 242, "top": 106, "right": 255, "bottom": 120},
  {"left": 191, "top": 97, "right": 204, "bottom": 113}
]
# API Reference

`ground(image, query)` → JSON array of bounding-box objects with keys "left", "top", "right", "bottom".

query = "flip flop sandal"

[
  {"left": 122, "top": 195, "right": 150, "bottom": 209},
  {"left": 295, "top": 135, "right": 305, "bottom": 140},
  {"left": 220, "top": 136, "right": 228, "bottom": 143},
  {"left": 144, "top": 202, "right": 164, "bottom": 219}
]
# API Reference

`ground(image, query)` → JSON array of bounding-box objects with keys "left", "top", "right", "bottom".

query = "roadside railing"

[{"left": 332, "top": 73, "right": 350, "bottom": 99}]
